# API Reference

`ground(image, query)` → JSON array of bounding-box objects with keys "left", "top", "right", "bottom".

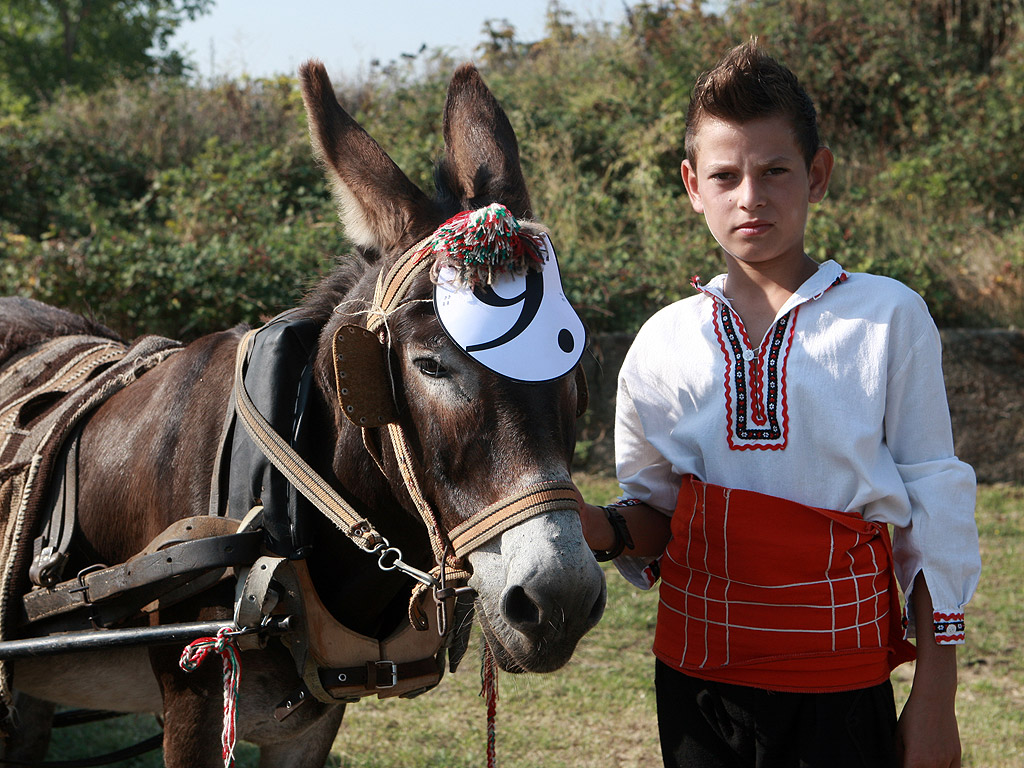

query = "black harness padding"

[{"left": 219, "top": 311, "right": 321, "bottom": 559}]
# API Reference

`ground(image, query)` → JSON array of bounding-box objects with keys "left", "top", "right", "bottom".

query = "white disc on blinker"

[{"left": 434, "top": 233, "right": 586, "bottom": 383}]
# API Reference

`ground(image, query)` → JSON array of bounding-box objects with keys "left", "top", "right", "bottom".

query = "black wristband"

[{"left": 593, "top": 505, "right": 635, "bottom": 562}]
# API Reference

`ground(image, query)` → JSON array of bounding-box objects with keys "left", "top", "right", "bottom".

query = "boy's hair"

[{"left": 684, "top": 40, "right": 821, "bottom": 169}]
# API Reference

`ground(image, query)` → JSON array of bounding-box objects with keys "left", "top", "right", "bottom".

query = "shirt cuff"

[
  {"left": 612, "top": 555, "right": 660, "bottom": 590},
  {"left": 933, "top": 611, "right": 966, "bottom": 645}
]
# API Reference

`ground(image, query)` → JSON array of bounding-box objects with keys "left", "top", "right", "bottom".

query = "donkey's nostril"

[{"left": 501, "top": 585, "right": 543, "bottom": 632}]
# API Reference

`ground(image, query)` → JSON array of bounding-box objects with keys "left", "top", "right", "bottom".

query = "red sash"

[{"left": 653, "top": 476, "right": 916, "bottom": 693}]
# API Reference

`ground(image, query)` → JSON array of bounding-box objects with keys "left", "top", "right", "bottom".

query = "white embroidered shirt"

[{"left": 614, "top": 260, "right": 981, "bottom": 643}]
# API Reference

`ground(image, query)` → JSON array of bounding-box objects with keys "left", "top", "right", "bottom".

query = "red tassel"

[{"left": 421, "top": 203, "right": 543, "bottom": 287}]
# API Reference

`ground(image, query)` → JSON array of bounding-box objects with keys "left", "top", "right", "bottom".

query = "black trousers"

[{"left": 655, "top": 661, "right": 898, "bottom": 768}]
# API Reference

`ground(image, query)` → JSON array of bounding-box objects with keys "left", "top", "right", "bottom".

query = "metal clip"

[
  {"left": 221, "top": 615, "right": 293, "bottom": 640},
  {"left": 376, "top": 546, "right": 438, "bottom": 588},
  {"left": 29, "top": 545, "right": 69, "bottom": 588},
  {"left": 70, "top": 563, "right": 107, "bottom": 597}
]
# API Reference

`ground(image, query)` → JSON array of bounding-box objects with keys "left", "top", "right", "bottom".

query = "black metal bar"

[
  {"left": 52, "top": 709, "right": 124, "bottom": 728},
  {"left": 0, "top": 621, "right": 233, "bottom": 660}
]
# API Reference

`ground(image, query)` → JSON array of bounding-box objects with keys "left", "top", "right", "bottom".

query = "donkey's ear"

[
  {"left": 440, "top": 64, "right": 532, "bottom": 219},
  {"left": 300, "top": 60, "right": 439, "bottom": 253}
]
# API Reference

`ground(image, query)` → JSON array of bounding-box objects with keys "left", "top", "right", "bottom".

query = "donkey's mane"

[
  {"left": 0, "top": 297, "right": 122, "bottom": 367},
  {"left": 297, "top": 161, "right": 463, "bottom": 329},
  {"left": 298, "top": 252, "right": 374, "bottom": 325}
]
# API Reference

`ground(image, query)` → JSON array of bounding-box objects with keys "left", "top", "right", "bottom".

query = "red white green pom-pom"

[{"left": 422, "top": 203, "right": 543, "bottom": 287}]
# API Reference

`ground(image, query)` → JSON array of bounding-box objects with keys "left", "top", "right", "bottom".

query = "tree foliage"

[
  {"left": 0, "top": 0, "right": 212, "bottom": 104},
  {"left": 1, "top": 0, "right": 1023, "bottom": 340}
]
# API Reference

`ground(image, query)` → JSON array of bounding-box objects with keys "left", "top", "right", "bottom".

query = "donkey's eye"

[{"left": 415, "top": 358, "right": 448, "bottom": 378}]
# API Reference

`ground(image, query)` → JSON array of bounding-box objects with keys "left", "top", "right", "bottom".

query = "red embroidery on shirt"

[
  {"left": 695, "top": 271, "right": 848, "bottom": 452},
  {"left": 711, "top": 303, "right": 796, "bottom": 451}
]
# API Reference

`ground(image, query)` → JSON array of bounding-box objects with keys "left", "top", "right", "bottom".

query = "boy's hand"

[
  {"left": 897, "top": 572, "right": 961, "bottom": 768},
  {"left": 571, "top": 488, "right": 616, "bottom": 552},
  {"left": 895, "top": 664, "right": 961, "bottom": 768},
  {"left": 571, "top": 489, "right": 672, "bottom": 558}
]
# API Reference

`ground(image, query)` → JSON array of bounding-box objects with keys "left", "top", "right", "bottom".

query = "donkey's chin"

[
  {"left": 466, "top": 509, "right": 607, "bottom": 674},
  {"left": 474, "top": 606, "right": 584, "bottom": 674}
]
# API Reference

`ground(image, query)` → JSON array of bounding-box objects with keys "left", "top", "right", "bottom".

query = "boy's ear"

[
  {"left": 680, "top": 159, "right": 705, "bottom": 214},
  {"left": 808, "top": 147, "right": 834, "bottom": 203}
]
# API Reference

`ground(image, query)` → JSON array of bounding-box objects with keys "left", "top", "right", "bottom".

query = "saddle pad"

[{"left": 0, "top": 332, "right": 181, "bottom": 720}]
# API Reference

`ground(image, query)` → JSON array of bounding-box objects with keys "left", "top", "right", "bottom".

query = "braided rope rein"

[{"left": 481, "top": 639, "right": 500, "bottom": 768}]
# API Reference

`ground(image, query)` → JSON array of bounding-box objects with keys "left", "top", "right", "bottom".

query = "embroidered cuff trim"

[{"left": 933, "top": 611, "right": 966, "bottom": 645}]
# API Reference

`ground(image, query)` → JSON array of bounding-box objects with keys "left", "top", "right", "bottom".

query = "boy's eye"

[{"left": 765, "top": 167, "right": 789, "bottom": 176}]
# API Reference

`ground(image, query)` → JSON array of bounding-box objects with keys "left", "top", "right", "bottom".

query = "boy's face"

[{"left": 680, "top": 115, "right": 833, "bottom": 271}]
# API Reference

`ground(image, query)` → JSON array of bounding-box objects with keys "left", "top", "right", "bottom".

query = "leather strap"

[
  {"left": 29, "top": 426, "right": 82, "bottom": 588},
  {"left": 23, "top": 532, "right": 261, "bottom": 623},
  {"left": 448, "top": 481, "right": 579, "bottom": 559},
  {"left": 318, "top": 656, "right": 441, "bottom": 696},
  {"left": 233, "top": 555, "right": 289, "bottom": 651},
  {"left": 274, "top": 653, "right": 443, "bottom": 720}
]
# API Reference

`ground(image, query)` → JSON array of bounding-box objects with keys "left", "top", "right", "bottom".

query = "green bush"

[
  {"left": 0, "top": 75, "right": 344, "bottom": 339},
  {"left": 2, "top": 0, "right": 1022, "bottom": 339}
]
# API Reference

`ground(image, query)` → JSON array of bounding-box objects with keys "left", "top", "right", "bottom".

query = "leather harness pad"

[
  {"left": 332, "top": 325, "right": 398, "bottom": 427},
  {"left": 223, "top": 312, "right": 319, "bottom": 558}
]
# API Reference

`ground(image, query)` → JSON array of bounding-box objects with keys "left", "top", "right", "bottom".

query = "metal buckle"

[{"left": 373, "top": 660, "right": 398, "bottom": 689}]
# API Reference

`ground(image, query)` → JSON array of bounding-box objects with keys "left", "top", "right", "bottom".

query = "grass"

[{"left": 43, "top": 479, "right": 1023, "bottom": 767}]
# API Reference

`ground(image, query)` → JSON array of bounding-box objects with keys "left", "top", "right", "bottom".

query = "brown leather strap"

[
  {"left": 318, "top": 656, "right": 442, "bottom": 696},
  {"left": 23, "top": 532, "right": 262, "bottom": 623},
  {"left": 29, "top": 426, "right": 82, "bottom": 588},
  {"left": 448, "top": 481, "right": 579, "bottom": 560}
]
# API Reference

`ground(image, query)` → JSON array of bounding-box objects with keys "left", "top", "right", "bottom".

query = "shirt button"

[{"left": 742, "top": 349, "right": 755, "bottom": 361}]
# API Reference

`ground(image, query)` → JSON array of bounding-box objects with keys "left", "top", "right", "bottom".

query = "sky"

[{"left": 169, "top": 0, "right": 625, "bottom": 81}]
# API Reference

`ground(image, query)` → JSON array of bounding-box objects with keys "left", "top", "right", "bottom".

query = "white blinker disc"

[{"left": 434, "top": 233, "right": 585, "bottom": 382}]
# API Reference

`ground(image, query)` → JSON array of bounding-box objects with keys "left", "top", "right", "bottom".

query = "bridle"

[{"left": 233, "top": 215, "right": 581, "bottom": 632}]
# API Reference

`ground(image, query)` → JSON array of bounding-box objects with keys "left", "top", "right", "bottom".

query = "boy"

[{"left": 579, "top": 40, "right": 981, "bottom": 768}]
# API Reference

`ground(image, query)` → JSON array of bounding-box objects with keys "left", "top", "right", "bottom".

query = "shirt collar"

[{"left": 694, "top": 260, "right": 848, "bottom": 316}]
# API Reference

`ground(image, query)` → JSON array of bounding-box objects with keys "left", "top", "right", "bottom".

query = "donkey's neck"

[{"left": 301, "top": 404, "right": 433, "bottom": 639}]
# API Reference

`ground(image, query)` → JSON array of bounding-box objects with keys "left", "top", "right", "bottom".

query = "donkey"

[{"left": 0, "top": 61, "right": 606, "bottom": 767}]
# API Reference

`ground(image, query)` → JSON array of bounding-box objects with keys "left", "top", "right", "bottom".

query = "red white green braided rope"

[{"left": 179, "top": 627, "right": 241, "bottom": 768}]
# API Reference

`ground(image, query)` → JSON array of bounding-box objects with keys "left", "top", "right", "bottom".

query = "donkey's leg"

[
  {"left": 232, "top": 643, "right": 346, "bottom": 768},
  {"left": 0, "top": 691, "right": 55, "bottom": 762},
  {"left": 256, "top": 704, "right": 346, "bottom": 768},
  {"left": 149, "top": 644, "right": 227, "bottom": 768}
]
